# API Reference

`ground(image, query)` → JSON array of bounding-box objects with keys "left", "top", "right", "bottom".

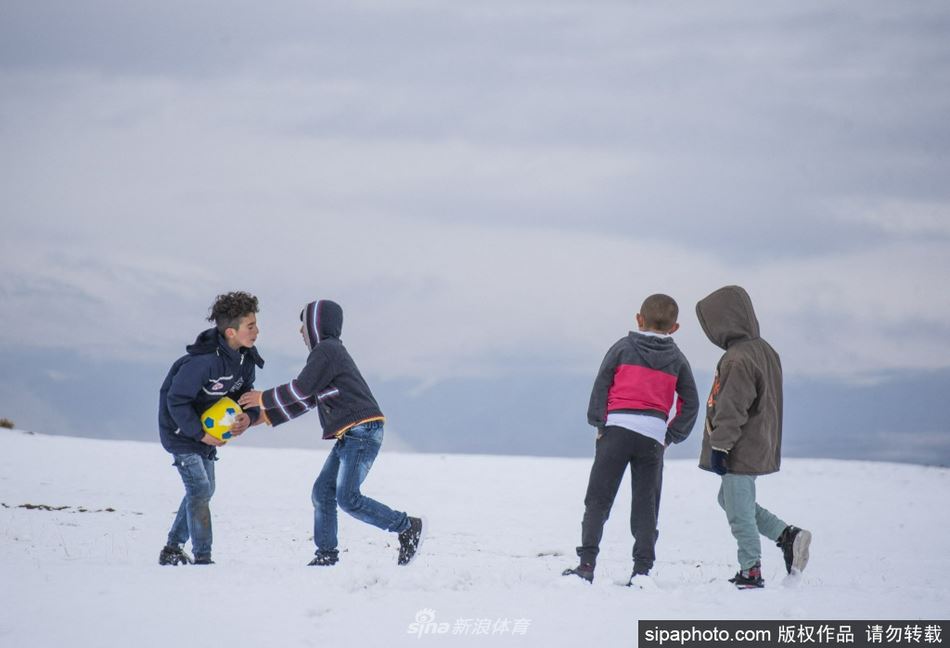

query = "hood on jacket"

[
  {"left": 185, "top": 327, "right": 265, "bottom": 368},
  {"left": 695, "top": 285, "right": 760, "bottom": 350},
  {"left": 629, "top": 331, "right": 682, "bottom": 371},
  {"left": 301, "top": 299, "right": 344, "bottom": 350},
  {"left": 186, "top": 328, "right": 220, "bottom": 355}
]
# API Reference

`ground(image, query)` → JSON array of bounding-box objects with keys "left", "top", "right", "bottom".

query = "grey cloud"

[
  {"left": 3, "top": 1, "right": 950, "bottom": 466},
  {"left": 2, "top": 1, "right": 950, "bottom": 381}
]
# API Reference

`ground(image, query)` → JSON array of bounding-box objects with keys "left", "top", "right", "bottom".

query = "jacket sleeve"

[
  {"left": 587, "top": 341, "right": 623, "bottom": 429},
  {"left": 260, "top": 348, "right": 330, "bottom": 427},
  {"left": 665, "top": 357, "right": 699, "bottom": 445},
  {"left": 707, "top": 358, "right": 758, "bottom": 452},
  {"left": 166, "top": 358, "right": 211, "bottom": 442}
]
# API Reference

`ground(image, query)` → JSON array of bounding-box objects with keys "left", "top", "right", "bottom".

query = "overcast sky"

[{"left": 2, "top": 2, "right": 949, "bottom": 461}]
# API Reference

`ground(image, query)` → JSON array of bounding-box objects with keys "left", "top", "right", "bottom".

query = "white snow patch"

[{"left": 1, "top": 428, "right": 948, "bottom": 647}]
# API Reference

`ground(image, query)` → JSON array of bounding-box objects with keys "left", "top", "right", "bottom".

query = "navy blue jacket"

[
  {"left": 259, "top": 300, "right": 383, "bottom": 439},
  {"left": 158, "top": 328, "right": 264, "bottom": 458}
]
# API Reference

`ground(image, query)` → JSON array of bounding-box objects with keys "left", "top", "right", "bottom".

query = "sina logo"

[{"left": 408, "top": 609, "right": 449, "bottom": 638}]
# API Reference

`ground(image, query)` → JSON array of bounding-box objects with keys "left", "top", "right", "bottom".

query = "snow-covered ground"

[{"left": 1, "top": 428, "right": 948, "bottom": 647}]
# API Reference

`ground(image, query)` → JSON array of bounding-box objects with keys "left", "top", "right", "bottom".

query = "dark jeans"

[{"left": 577, "top": 426, "right": 664, "bottom": 571}]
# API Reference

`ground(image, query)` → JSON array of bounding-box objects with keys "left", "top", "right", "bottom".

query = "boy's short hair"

[
  {"left": 640, "top": 294, "right": 679, "bottom": 332},
  {"left": 208, "top": 291, "right": 259, "bottom": 334}
]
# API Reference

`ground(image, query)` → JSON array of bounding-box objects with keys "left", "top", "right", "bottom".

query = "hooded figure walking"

[
  {"left": 240, "top": 299, "right": 424, "bottom": 567},
  {"left": 696, "top": 285, "right": 812, "bottom": 588}
]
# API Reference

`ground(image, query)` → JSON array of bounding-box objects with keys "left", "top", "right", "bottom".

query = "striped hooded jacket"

[
  {"left": 587, "top": 330, "right": 699, "bottom": 446},
  {"left": 259, "top": 300, "right": 384, "bottom": 439}
]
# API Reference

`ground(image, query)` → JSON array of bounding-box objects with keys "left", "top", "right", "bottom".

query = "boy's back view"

[{"left": 564, "top": 294, "right": 698, "bottom": 585}]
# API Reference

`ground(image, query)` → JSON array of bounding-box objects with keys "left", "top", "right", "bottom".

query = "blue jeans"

[
  {"left": 167, "top": 453, "right": 216, "bottom": 558},
  {"left": 311, "top": 421, "right": 409, "bottom": 554}
]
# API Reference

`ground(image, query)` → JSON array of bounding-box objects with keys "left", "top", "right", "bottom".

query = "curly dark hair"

[{"left": 207, "top": 291, "right": 259, "bottom": 333}]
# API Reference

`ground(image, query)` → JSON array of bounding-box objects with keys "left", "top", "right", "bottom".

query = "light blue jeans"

[
  {"left": 311, "top": 421, "right": 409, "bottom": 556},
  {"left": 167, "top": 453, "right": 216, "bottom": 559},
  {"left": 718, "top": 474, "right": 787, "bottom": 570}
]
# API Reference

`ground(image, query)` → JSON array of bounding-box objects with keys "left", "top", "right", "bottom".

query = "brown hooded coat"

[{"left": 696, "top": 286, "right": 783, "bottom": 476}]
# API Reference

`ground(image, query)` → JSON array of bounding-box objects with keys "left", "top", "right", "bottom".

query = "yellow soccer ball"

[{"left": 200, "top": 397, "right": 244, "bottom": 443}]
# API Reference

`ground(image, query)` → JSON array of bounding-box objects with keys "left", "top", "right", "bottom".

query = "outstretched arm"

[{"left": 238, "top": 349, "right": 331, "bottom": 427}]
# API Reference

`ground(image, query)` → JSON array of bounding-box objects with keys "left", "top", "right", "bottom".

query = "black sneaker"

[
  {"left": 158, "top": 544, "right": 193, "bottom": 566},
  {"left": 562, "top": 563, "right": 594, "bottom": 583},
  {"left": 308, "top": 550, "right": 339, "bottom": 567},
  {"left": 776, "top": 525, "right": 812, "bottom": 574},
  {"left": 193, "top": 555, "right": 215, "bottom": 565},
  {"left": 729, "top": 563, "right": 764, "bottom": 589},
  {"left": 397, "top": 516, "right": 425, "bottom": 566}
]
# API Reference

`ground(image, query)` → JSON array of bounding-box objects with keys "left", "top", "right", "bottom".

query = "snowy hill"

[{"left": 1, "top": 428, "right": 948, "bottom": 647}]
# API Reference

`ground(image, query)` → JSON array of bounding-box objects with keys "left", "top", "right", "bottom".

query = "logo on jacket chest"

[{"left": 204, "top": 374, "right": 243, "bottom": 395}]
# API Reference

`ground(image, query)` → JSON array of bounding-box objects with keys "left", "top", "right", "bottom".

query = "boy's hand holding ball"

[
  {"left": 201, "top": 433, "right": 226, "bottom": 447},
  {"left": 229, "top": 413, "right": 251, "bottom": 436}
]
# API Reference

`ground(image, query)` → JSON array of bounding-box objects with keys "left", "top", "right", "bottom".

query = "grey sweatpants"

[
  {"left": 577, "top": 426, "right": 665, "bottom": 572},
  {"left": 718, "top": 474, "right": 788, "bottom": 570}
]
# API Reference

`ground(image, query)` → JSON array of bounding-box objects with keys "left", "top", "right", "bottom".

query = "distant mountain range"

[{"left": 2, "top": 347, "right": 947, "bottom": 466}]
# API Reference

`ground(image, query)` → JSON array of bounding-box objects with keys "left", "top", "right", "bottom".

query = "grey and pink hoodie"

[{"left": 260, "top": 300, "right": 384, "bottom": 439}]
